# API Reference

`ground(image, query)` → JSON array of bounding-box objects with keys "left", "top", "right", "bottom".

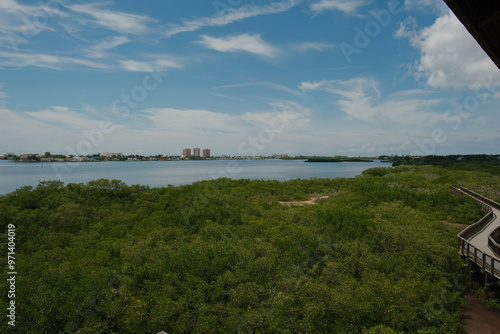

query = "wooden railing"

[
  {"left": 457, "top": 211, "right": 494, "bottom": 241},
  {"left": 489, "top": 227, "right": 500, "bottom": 257},
  {"left": 454, "top": 186, "right": 500, "bottom": 210},
  {"left": 457, "top": 241, "right": 500, "bottom": 279},
  {"left": 451, "top": 185, "right": 500, "bottom": 279}
]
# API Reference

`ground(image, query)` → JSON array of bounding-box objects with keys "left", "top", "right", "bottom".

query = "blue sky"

[{"left": 1, "top": 0, "right": 499, "bottom": 157}]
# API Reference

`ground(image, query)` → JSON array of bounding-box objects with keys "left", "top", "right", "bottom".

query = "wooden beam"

[{"left": 477, "top": 9, "right": 500, "bottom": 28}]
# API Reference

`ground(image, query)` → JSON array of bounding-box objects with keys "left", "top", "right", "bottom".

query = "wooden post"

[
  {"left": 493, "top": 258, "right": 496, "bottom": 279},
  {"left": 485, "top": 272, "right": 490, "bottom": 300},
  {"left": 469, "top": 259, "right": 474, "bottom": 288}
]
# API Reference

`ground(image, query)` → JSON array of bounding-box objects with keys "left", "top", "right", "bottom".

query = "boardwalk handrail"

[
  {"left": 457, "top": 238, "right": 500, "bottom": 279},
  {"left": 489, "top": 227, "right": 500, "bottom": 257},
  {"left": 458, "top": 211, "right": 494, "bottom": 241},
  {"left": 451, "top": 185, "right": 500, "bottom": 279},
  {"left": 453, "top": 186, "right": 500, "bottom": 210}
]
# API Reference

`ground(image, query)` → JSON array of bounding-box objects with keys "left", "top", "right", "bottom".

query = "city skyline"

[
  {"left": 183, "top": 147, "right": 210, "bottom": 158},
  {"left": 0, "top": 1, "right": 499, "bottom": 156}
]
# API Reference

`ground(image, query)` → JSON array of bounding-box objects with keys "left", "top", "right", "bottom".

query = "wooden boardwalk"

[{"left": 451, "top": 186, "right": 500, "bottom": 281}]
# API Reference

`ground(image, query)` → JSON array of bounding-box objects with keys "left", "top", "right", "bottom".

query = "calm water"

[{"left": 0, "top": 159, "right": 391, "bottom": 195}]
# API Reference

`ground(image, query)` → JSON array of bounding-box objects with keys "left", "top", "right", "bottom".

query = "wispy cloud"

[
  {"left": 215, "top": 80, "right": 303, "bottom": 97},
  {"left": 0, "top": 0, "right": 62, "bottom": 33},
  {"left": 142, "top": 101, "right": 311, "bottom": 134},
  {"left": 85, "top": 36, "right": 131, "bottom": 58},
  {"left": 241, "top": 101, "right": 311, "bottom": 129},
  {"left": 301, "top": 77, "right": 442, "bottom": 125},
  {"left": 292, "top": 42, "right": 335, "bottom": 52},
  {"left": 210, "top": 93, "right": 243, "bottom": 101},
  {"left": 0, "top": 105, "right": 109, "bottom": 153},
  {"left": 0, "top": 51, "right": 109, "bottom": 70},
  {"left": 66, "top": 3, "right": 155, "bottom": 35},
  {"left": 119, "top": 57, "right": 183, "bottom": 72},
  {"left": 197, "top": 34, "right": 279, "bottom": 58},
  {"left": 25, "top": 106, "right": 98, "bottom": 129},
  {"left": 142, "top": 108, "right": 241, "bottom": 134},
  {"left": 0, "top": 0, "right": 66, "bottom": 51},
  {"left": 164, "top": 0, "right": 300, "bottom": 37},
  {"left": 0, "top": 84, "right": 7, "bottom": 101},
  {"left": 310, "top": 0, "right": 370, "bottom": 15},
  {"left": 0, "top": 49, "right": 183, "bottom": 72},
  {"left": 403, "top": 0, "right": 448, "bottom": 15}
]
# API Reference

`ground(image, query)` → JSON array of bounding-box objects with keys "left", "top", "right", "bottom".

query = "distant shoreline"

[
  {"left": 305, "top": 158, "right": 375, "bottom": 163},
  {"left": 9, "top": 158, "right": 306, "bottom": 163},
  {"left": 9, "top": 158, "right": 386, "bottom": 164}
]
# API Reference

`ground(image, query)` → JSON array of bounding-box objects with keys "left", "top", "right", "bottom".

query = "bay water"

[{"left": 0, "top": 159, "right": 391, "bottom": 195}]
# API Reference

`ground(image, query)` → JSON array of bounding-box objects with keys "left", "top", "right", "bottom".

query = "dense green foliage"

[
  {"left": 391, "top": 155, "right": 500, "bottom": 177},
  {"left": 1, "top": 165, "right": 499, "bottom": 333}
]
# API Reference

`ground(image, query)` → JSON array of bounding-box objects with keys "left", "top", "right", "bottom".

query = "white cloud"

[
  {"left": 119, "top": 58, "right": 183, "bottom": 72},
  {"left": 66, "top": 3, "right": 154, "bottom": 35},
  {"left": 256, "top": 100, "right": 312, "bottom": 125},
  {"left": 25, "top": 106, "right": 98, "bottom": 129},
  {"left": 0, "top": 84, "right": 7, "bottom": 101},
  {"left": 310, "top": 0, "right": 369, "bottom": 15},
  {"left": 0, "top": 0, "right": 65, "bottom": 50},
  {"left": 142, "top": 101, "right": 311, "bottom": 135},
  {"left": 197, "top": 34, "right": 279, "bottom": 58},
  {"left": 2, "top": 97, "right": 497, "bottom": 156},
  {"left": 164, "top": 0, "right": 300, "bottom": 37},
  {"left": 85, "top": 36, "right": 131, "bottom": 58},
  {"left": 0, "top": 105, "right": 108, "bottom": 154},
  {"left": 119, "top": 60, "right": 155, "bottom": 72},
  {"left": 215, "top": 80, "right": 303, "bottom": 97},
  {"left": 300, "top": 77, "right": 442, "bottom": 125},
  {"left": 0, "top": 0, "right": 30, "bottom": 12},
  {"left": 127, "top": 101, "right": 313, "bottom": 154},
  {"left": 299, "top": 80, "right": 331, "bottom": 91},
  {"left": 319, "top": 77, "right": 380, "bottom": 122},
  {"left": 142, "top": 108, "right": 240, "bottom": 134},
  {"left": 394, "top": 16, "right": 418, "bottom": 40},
  {"left": 210, "top": 93, "right": 243, "bottom": 101},
  {"left": 0, "top": 51, "right": 109, "bottom": 70},
  {"left": 292, "top": 42, "right": 335, "bottom": 52},
  {"left": 0, "top": 49, "right": 183, "bottom": 72},
  {"left": 0, "top": 0, "right": 61, "bottom": 32},
  {"left": 403, "top": 0, "right": 448, "bottom": 15},
  {"left": 397, "top": 11, "right": 500, "bottom": 90}
]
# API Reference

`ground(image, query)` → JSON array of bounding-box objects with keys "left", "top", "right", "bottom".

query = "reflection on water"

[{"left": 0, "top": 159, "right": 391, "bottom": 195}]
